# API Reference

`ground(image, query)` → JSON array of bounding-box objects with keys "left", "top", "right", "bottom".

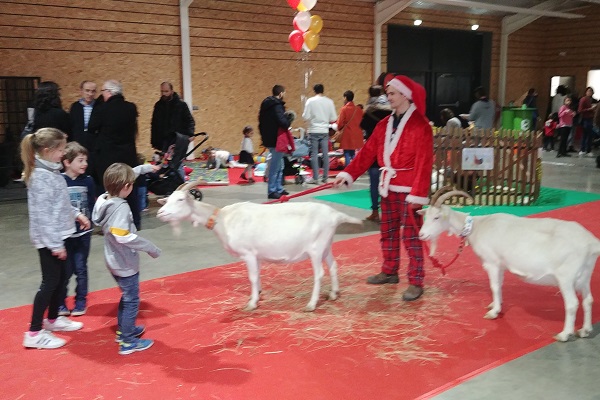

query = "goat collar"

[
  {"left": 205, "top": 208, "right": 220, "bottom": 230},
  {"left": 460, "top": 215, "right": 473, "bottom": 237}
]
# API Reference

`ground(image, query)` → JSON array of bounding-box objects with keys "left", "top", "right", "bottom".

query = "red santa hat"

[{"left": 386, "top": 75, "right": 426, "bottom": 115}]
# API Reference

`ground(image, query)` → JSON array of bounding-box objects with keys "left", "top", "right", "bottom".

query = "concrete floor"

[{"left": 1, "top": 149, "right": 599, "bottom": 398}]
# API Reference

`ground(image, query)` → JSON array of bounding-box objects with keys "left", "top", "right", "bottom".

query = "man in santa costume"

[{"left": 333, "top": 75, "right": 433, "bottom": 301}]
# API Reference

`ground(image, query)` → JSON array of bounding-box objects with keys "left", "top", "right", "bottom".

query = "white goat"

[
  {"left": 418, "top": 187, "right": 600, "bottom": 342},
  {"left": 156, "top": 182, "right": 362, "bottom": 311}
]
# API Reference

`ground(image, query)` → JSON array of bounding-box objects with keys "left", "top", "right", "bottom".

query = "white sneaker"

[
  {"left": 303, "top": 177, "right": 318, "bottom": 184},
  {"left": 23, "top": 329, "right": 66, "bottom": 349},
  {"left": 43, "top": 316, "right": 83, "bottom": 332},
  {"left": 586, "top": 152, "right": 596, "bottom": 158},
  {"left": 579, "top": 151, "right": 585, "bottom": 156}
]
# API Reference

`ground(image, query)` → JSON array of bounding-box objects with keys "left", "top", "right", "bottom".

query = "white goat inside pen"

[
  {"left": 417, "top": 187, "right": 600, "bottom": 341},
  {"left": 156, "top": 182, "right": 362, "bottom": 311}
]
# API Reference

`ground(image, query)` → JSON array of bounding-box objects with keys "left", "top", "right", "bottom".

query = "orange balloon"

[
  {"left": 310, "top": 15, "right": 323, "bottom": 34},
  {"left": 303, "top": 30, "right": 320, "bottom": 51}
]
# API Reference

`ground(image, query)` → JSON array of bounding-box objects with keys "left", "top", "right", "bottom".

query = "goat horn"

[
  {"left": 430, "top": 185, "right": 456, "bottom": 206},
  {"left": 177, "top": 177, "right": 207, "bottom": 192},
  {"left": 434, "top": 190, "right": 473, "bottom": 208}
]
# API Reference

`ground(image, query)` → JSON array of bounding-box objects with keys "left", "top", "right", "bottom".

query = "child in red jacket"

[{"left": 543, "top": 113, "right": 558, "bottom": 151}]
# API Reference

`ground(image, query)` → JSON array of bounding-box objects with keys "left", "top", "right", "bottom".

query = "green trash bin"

[
  {"left": 501, "top": 107, "right": 515, "bottom": 130},
  {"left": 512, "top": 107, "right": 536, "bottom": 131}
]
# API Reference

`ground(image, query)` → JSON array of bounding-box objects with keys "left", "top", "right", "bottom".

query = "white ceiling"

[{"left": 356, "top": 0, "right": 599, "bottom": 18}]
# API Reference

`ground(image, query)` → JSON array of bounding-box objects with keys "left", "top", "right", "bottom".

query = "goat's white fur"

[
  {"left": 418, "top": 201, "right": 600, "bottom": 342},
  {"left": 157, "top": 190, "right": 362, "bottom": 311}
]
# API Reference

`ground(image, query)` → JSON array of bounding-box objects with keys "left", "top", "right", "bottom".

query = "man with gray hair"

[{"left": 88, "top": 80, "right": 142, "bottom": 228}]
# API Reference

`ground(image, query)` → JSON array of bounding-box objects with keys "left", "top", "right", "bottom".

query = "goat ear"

[
  {"left": 157, "top": 198, "right": 167, "bottom": 205},
  {"left": 416, "top": 209, "right": 426, "bottom": 216}
]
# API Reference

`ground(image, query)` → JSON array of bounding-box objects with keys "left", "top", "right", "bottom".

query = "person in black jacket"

[
  {"left": 69, "top": 80, "right": 99, "bottom": 183},
  {"left": 258, "top": 84, "right": 290, "bottom": 199},
  {"left": 150, "top": 82, "right": 195, "bottom": 153},
  {"left": 32, "top": 81, "right": 72, "bottom": 140},
  {"left": 88, "top": 79, "right": 142, "bottom": 229}
]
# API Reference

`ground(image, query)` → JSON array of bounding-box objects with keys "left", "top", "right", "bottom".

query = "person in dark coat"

[
  {"left": 88, "top": 79, "right": 142, "bottom": 229},
  {"left": 32, "top": 81, "right": 72, "bottom": 140},
  {"left": 150, "top": 82, "right": 195, "bottom": 152},
  {"left": 69, "top": 80, "right": 99, "bottom": 184},
  {"left": 258, "top": 84, "right": 290, "bottom": 199}
]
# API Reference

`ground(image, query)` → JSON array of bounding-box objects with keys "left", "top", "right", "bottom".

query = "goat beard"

[
  {"left": 428, "top": 236, "right": 439, "bottom": 256},
  {"left": 169, "top": 221, "right": 182, "bottom": 237}
]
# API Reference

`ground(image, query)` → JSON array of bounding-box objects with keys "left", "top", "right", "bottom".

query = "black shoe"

[
  {"left": 268, "top": 192, "right": 282, "bottom": 199},
  {"left": 280, "top": 190, "right": 289, "bottom": 195},
  {"left": 562, "top": 153, "right": 571, "bottom": 157},
  {"left": 366, "top": 272, "right": 399, "bottom": 284},
  {"left": 402, "top": 285, "right": 424, "bottom": 301}
]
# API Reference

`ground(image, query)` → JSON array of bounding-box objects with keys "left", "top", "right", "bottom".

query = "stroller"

[
  {"left": 147, "top": 132, "right": 209, "bottom": 198},
  {"left": 282, "top": 127, "right": 310, "bottom": 184}
]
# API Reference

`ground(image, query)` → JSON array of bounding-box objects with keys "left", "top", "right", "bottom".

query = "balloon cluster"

[{"left": 286, "top": 0, "right": 323, "bottom": 52}]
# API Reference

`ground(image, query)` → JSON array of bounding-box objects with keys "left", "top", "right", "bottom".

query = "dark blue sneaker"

[
  {"left": 115, "top": 325, "right": 146, "bottom": 343},
  {"left": 57, "top": 306, "right": 70, "bottom": 316},
  {"left": 118, "top": 338, "right": 154, "bottom": 355}
]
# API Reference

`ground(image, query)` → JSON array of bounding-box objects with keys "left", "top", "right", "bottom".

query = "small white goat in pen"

[
  {"left": 418, "top": 187, "right": 600, "bottom": 341},
  {"left": 156, "top": 181, "right": 362, "bottom": 311}
]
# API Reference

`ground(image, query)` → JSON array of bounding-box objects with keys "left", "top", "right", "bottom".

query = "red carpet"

[{"left": 2, "top": 202, "right": 600, "bottom": 399}]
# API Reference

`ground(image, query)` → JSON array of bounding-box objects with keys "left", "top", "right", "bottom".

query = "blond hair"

[
  {"left": 20, "top": 128, "right": 67, "bottom": 185},
  {"left": 103, "top": 163, "right": 135, "bottom": 196}
]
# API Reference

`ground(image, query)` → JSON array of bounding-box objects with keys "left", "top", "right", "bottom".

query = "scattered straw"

[{"left": 169, "top": 258, "right": 481, "bottom": 364}]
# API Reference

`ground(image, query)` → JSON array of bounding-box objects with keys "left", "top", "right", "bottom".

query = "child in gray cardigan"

[{"left": 92, "top": 162, "right": 161, "bottom": 355}]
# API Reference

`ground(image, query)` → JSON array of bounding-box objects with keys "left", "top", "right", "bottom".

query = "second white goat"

[
  {"left": 418, "top": 187, "right": 600, "bottom": 342},
  {"left": 156, "top": 183, "right": 362, "bottom": 311}
]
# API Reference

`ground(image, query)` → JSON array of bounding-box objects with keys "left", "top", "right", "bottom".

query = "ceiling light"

[
  {"left": 414, "top": 19, "right": 423, "bottom": 26},
  {"left": 471, "top": 24, "right": 479, "bottom": 30}
]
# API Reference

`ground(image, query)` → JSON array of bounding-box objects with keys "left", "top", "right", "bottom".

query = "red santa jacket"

[{"left": 337, "top": 103, "right": 433, "bottom": 205}]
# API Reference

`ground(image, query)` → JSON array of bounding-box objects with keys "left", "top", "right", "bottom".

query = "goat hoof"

[
  {"left": 554, "top": 332, "right": 572, "bottom": 342},
  {"left": 328, "top": 291, "right": 339, "bottom": 301},
  {"left": 578, "top": 327, "right": 593, "bottom": 338},
  {"left": 486, "top": 302, "right": 494, "bottom": 309},
  {"left": 484, "top": 310, "right": 499, "bottom": 319},
  {"left": 243, "top": 303, "right": 258, "bottom": 312},
  {"left": 304, "top": 304, "right": 316, "bottom": 312}
]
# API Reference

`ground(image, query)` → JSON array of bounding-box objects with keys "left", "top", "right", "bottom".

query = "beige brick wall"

[{"left": 1, "top": 0, "right": 599, "bottom": 153}]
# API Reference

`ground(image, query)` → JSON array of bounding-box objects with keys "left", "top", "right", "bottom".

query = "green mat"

[
  {"left": 315, "top": 187, "right": 600, "bottom": 217},
  {"left": 183, "top": 162, "right": 229, "bottom": 184}
]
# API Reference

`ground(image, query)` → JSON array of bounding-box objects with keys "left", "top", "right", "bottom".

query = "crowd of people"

[
  {"left": 20, "top": 79, "right": 192, "bottom": 353},
  {"left": 19, "top": 73, "right": 600, "bottom": 354}
]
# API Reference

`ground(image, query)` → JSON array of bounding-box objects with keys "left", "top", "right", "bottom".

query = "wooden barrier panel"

[{"left": 432, "top": 127, "right": 542, "bottom": 206}]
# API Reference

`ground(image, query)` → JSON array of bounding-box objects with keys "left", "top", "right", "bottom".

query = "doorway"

[{"left": 387, "top": 25, "right": 491, "bottom": 125}]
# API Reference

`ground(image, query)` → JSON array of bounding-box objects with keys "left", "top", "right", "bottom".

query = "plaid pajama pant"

[{"left": 379, "top": 191, "right": 425, "bottom": 286}]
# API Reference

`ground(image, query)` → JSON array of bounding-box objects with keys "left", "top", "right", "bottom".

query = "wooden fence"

[{"left": 431, "top": 127, "right": 542, "bottom": 206}]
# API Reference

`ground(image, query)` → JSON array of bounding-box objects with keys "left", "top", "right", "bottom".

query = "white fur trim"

[
  {"left": 406, "top": 194, "right": 430, "bottom": 205},
  {"left": 380, "top": 104, "right": 417, "bottom": 197},
  {"left": 387, "top": 78, "right": 412, "bottom": 99},
  {"left": 336, "top": 171, "right": 354, "bottom": 187}
]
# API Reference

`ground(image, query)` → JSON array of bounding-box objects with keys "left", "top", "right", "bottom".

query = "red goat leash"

[
  {"left": 406, "top": 210, "right": 465, "bottom": 276},
  {"left": 264, "top": 182, "right": 335, "bottom": 204}
]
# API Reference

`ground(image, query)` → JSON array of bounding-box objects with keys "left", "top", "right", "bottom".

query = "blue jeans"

[
  {"left": 267, "top": 147, "right": 284, "bottom": 195},
  {"left": 344, "top": 150, "right": 356, "bottom": 167},
  {"left": 580, "top": 118, "right": 594, "bottom": 153},
  {"left": 309, "top": 133, "right": 329, "bottom": 181},
  {"left": 138, "top": 185, "right": 148, "bottom": 211},
  {"left": 63, "top": 233, "right": 91, "bottom": 310},
  {"left": 368, "top": 166, "right": 380, "bottom": 211},
  {"left": 113, "top": 273, "right": 140, "bottom": 343}
]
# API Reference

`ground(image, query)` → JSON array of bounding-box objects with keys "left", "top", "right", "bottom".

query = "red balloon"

[
  {"left": 288, "top": 30, "right": 304, "bottom": 52},
  {"left": 287, "top": 0, "right": 301, "bottom": 9}
]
